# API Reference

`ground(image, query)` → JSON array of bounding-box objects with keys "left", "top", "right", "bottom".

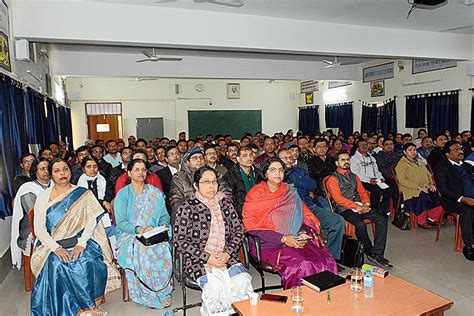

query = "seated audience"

[
  {"left": 135, "top": 138, "right": 147, "bottom": 151},
  {"left": 115, "top": 151, "right": 163, "bottom": 194},
  {"left": 31, "top": 158, "right": 120, "bottom": 315},
  {"left": 373, "top": 136, "right": 384, "bottom": 155},
  {"left": 11, "top": 157, "right": 50, "bottom": 270},
  {"left": 77, "top": 157, "right": 111, "bottom": 212},
  {"left": 395, "top": 143, "right": 444, "bottom": 228},
  {"left": 91, "top": 144, "right": 113, "bottom": 179},
  {"left": 460, "top": 130, "right": 472, "bottom": 157},
  {"left": 157, "top": 146, "right": 181, "bottom": 212},
  {"left": 128, "top": 135, "right": 136, "bottom": 147},
  {"left": 427, "top": 133, "right": 448, "bottom": 171},
  {"left": 174, "top": 167, "right": 253, "bottom": 315},
  {"left": 39, "top": 148, "right": 54, "bottom": 161},
  {"left": 297, "top": 136, "right": 313, "bottom": 164},
  {"left": 279, "top": 149, "right": 344, "bottom": 262},
  {"left": 255, "top": 137, "right": 277, "bottom": 165},
  {"left": 114, "top": 159, "right": 173, "bottom": 307},
  {"left": 328, "top": 139, "right": 343, "bottom": 157},
  {"left": 417, "top": 136, "right": 434, "bottom": 160},
  {"left": 177, "top": 139, "right": 188, "bottom": 157},
  {"left": 308, "top": 138, "right": 337, "bottom": 208},
  {"left": 327, "top": 152, "right": 392, "bottom": 269},
  {"left": 71, "top": 146, "right": 90, "bottom": 184},
  {"left": 221, "top": 143, "right": 238, "bottom": 170},
  {"left": 155, "top": 146, "right": 168, "bottom": 169},
  {"left": 351, "top": 139, "right": 392, "bottom": 216},
  {"left": 103, "top": 140, "right": 122, "bottom": 168},
  {"left": 105, "top": 146, "right": 134, "bottom": 202},
  {"left": 205, "top": 145, "right": 228, "bottom": 176},
  {"left": 341, "top": 135, "right": 355, "bottom": 152},
  {"left": 13, "top": 153, "right": 35, "bottom": 193},
  {"left": 414, "top": 128, "right": 428, "bottom": 148},
  {"left": 243, "top": 157, "right": 338, "bottom": 289},
  {"left": 375, "top": 138, "right": 402, "bottom": 212},
  {"left": 224, "top": 146, "right": 257, "bottom": 218},
  {"left": 433, "top": 141, "right": 474, "bottom": 261}
]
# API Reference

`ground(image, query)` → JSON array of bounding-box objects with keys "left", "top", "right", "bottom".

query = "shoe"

[
  {"left": 337, "top": 264, "right": 346, "bottom": 272},
  {"left": 366, "top": 253, "right": 394, "bottom": 269},
  {"left": 462, "top": 247, "right": 474, "bottom": 261},
  {"left": 417, "top": 223, "right": 432, "bottom": 229}
]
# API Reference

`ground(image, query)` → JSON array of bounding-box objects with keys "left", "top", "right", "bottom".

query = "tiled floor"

[{"left": 0, "top": 223, "right": 472, "bottom": 315}]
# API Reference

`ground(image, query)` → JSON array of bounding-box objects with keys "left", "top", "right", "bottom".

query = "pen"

[{"left": 327, "top": 290, "right": 331, "bottom": 304}]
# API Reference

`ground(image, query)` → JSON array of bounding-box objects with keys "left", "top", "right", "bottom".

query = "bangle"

[
  {"left": 281, "top": 236, "right": 287, "bottom": 244},
  {"left": 134, "top": 226, "right": 141, "bottom": 234}
]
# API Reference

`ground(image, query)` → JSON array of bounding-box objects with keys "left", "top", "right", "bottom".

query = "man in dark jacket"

[
  {"left": 433, "top": 141, "right": 474, "bottom": 261},
  {"left": 91, "top": 144, "right": 113, "bottom": 179},
  {"left": 427, "top": 133, "right": 448, "bottom": 171},
  {"left": 71, "top": 146, "right": 90, "bottom": 184},
  {"left": 376, "top": 138, "right": 402, "bottom": 211},
  {"left": 157, "top": 146, "right": 181, "bottom": 214},
  {"left": 224, "top": 146, "right": 256, "bottom": 218},
  {"left": 308, "top": 138, "right": 337, "bottom": 206}
]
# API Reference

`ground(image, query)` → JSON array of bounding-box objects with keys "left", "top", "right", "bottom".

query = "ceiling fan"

[
  {"left": 322, "top": 57, "right": 345, "bottom": 69},
  {"left": 136, "top": 48, "right": 183, "bottom": 63},
  {"left": 128, "top": 77, "right": 161, "bottom": 81},
  {"left": 154, "top": 0, "right": 244, "bottom": 8}
]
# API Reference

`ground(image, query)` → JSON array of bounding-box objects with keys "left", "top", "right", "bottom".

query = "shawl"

[
  {"left": 10, "top": 180, "right": 49, "bottom": 269},
  {"left": 242, "top": 182, "right": 320, "bottom": 235},
  {"left": 196, "top": 191, "right": 226, "bottom": 254},
  {"left": 77, "top": 172, "right": 106, "bottom": 200},
  {"left": 239, "top": 166, "right": 255, "bottom": 192}
]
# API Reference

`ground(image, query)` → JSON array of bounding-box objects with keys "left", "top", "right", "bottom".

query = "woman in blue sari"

[
  {"left": 31, "top": 158, "right": 120, "bottom": 316},
  {"left": 114, "top": 158, "right": 173, "bottom": 309}
]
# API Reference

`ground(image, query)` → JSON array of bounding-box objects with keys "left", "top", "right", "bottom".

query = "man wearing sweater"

[
  {"left": 351, "top": 139, "right": 392, "bottom": 216},
  {"left": 327, "top": 152, "right": 392, "bottom": 269}
]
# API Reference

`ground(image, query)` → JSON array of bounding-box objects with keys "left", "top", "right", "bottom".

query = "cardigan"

[
  {"left": 395, "top": 156, "right": 432, "bottom": 200},
  {"left": 173, "top": 195, "right": 243, "bottom": 281}
]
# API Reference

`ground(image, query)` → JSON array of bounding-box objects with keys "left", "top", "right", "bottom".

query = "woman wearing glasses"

[
  {"left": 114, "top": 158, "right": 173, "bottom": 309},
  {"left": 174, "top": 166, "right": 253, "bottom": 315},
  {"left": 243, "top": 157, "right": 337, "bottom": 289}
]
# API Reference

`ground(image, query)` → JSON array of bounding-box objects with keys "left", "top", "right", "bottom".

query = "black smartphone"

[{"left": 260, "top": 293, "right": 288, "bottom": 303}]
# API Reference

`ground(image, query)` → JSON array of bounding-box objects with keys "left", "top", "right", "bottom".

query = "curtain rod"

[
  {"left": 298, "top": 105, "right": 319, "bottom": 109},
  {"left": 324, "top": 101, "right": 354, "bottom": 106},
  {"left": 405, "top": 89, "right": 461, "bottom": 98},
  {"left": 359, "top": 96, "right": 397, "bottom": 103}
]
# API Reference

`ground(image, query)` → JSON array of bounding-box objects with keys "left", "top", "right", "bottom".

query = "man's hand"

[
  {"left": 461, "top": 197, "right": 474, "bottom": 206},
  {"left": 370, "top": 178, "right": 377, "bottom": 185}
]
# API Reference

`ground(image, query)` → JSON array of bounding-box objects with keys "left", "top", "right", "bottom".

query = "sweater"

[{"left": 395, "top": 156, "right": 432, "bottom": 200}]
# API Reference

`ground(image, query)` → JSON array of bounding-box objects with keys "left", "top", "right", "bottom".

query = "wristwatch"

[{"left": 134, "top": 226, "right": 141, "bottom": 234}]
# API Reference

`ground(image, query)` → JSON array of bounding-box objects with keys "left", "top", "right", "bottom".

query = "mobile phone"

[{"left": 260, "top": 293, "right": 288, "bottom": 303}]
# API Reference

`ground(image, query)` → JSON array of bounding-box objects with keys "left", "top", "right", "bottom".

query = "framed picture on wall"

[
  {"left": 227, "top": 83, "right": 240, "bottom": 99},
  {"left": 370, "top": 80, "right": 385, "bottom": 97},
  {"left": 0, "top": 31, "right": 11, "bottom": 71}
]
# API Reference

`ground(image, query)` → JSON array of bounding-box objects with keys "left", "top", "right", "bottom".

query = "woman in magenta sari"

[{"left": 242, "top": 157, "right": 337, "bottom": 289}]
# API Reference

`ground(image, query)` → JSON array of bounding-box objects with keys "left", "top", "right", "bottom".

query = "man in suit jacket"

[
  {"left": 156, "top": 146, "right": 181, "bottom": 214},
  {"left": 433, "top": 140, "right": 474, "bottom": 261}
]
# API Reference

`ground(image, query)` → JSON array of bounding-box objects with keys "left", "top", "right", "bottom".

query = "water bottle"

[
  {"left": 164, "top": 311, "right": 174, "bottom": 316},
  {"left": 363, "top": 270, "right": 374, "bottom": 299}
]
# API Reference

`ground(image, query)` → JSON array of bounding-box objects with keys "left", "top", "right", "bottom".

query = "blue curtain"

[
  {"left": 0, "top": 76, "right": 24, "bottom": 218},
  {"left": 58, "top": 106, "right": 74, "bottom": 151},
  {"left": 427, "top": 91, "right": 459, "bottom": 136},
  {"left": 377, "top": 98, "right": 397, "bottom": 135},
  {"left": 405, "top": 96, "right": 426, "bottom": 128},
  {"left": 299, "top": 106, "right": 320, "bottom": 136},
  {"left": 471, "top": 91, "right": 473, "bottom": 132},
  {"left": 325, "top": 102, "right": 353, "bottom": 136},
  {"left": 25, "top": 88, "right": 47, "bottom": 147},
  {"left": 45, "top": 98, "right": 59, "bottom": 144},
  {"left": 361, "top": 104, "right": 377, "bottom": 134}
]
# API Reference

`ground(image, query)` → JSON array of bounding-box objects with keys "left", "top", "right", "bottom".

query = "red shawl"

[{"left": 242, "top": 182, "right": 320, "bottom": 234}]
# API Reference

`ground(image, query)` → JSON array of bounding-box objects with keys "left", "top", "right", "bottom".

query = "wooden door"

[{"left": 87, "top": 114, "right": 122, "bottom": 141}]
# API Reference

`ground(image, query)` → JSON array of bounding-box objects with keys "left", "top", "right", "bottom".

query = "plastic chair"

[
  {"left": 23, "top": 207, "right": 35, "bottom": 292},
  {"left": 322, "top": 176, "right": 375, "bottom": 239}
]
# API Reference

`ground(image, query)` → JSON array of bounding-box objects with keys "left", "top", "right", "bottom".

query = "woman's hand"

[
  {"left": 103, "top": 201, "right": 112, "bottom": 212},
  {"left": 139, "top": 226, "right": 154, "bottom": 234},
  {"left": 54, "top": 247, "right": 70, "bottom": 263},
  {"left": 419, "top": 186, "right": 429, "bottom": 193},
  {"left": 215, "top": 252, "right": 230, "bottom": 264},
  {"left": 282, "top": 235, "right": 305, "bottom": 249},
  {"left": 428, "top": 185, "right": 437, "bottom": 192},
  {"left": 207, "top": 254, "right": 226, "bottom": 268},
  {"left": 70, "top": 245, "right": 85, "bottom": 261}
]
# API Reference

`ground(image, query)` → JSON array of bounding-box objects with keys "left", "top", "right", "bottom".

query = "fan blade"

[
  {"left": 142, "top": 50, "right": 153, "bottom": 58},
  {"left": 324, "top": 64, "right": 338, "bottom": 69},
  {"left": 136, "top": 59, "right": 150, "bottom": 63},
  {"left": 208, "top": 0, "right": 244, "bottom": 7},
  {"left": 157, "top": 57, "right": 183, "bottom": 61},
  {"left": 155, "top": 0, "right": 179, "bottom": 3},
  {"left": 322, "top": 60, "right": 333, "bottom": 65}
]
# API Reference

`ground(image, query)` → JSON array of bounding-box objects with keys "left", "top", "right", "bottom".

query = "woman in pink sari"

[{"left": 242, "top": 157, "right": 337, "bottom": 289}]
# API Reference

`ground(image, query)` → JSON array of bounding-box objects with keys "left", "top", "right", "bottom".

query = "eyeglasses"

[
  {"left": 268, "top": 167, "right": 285, "bottom": 174},
  {"left": 132, "top": 168, "right": 147, "bottom": 173},
  {"left": 199, "top": 180, "right": 218, "bottom": 186},
  {"left": 23, "top": 160, "right": 34, "bottom": 164}
]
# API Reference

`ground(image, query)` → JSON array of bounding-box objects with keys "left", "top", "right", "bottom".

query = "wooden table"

[{"left": 232, "top": 275, "right": 453, "bottom": 315}]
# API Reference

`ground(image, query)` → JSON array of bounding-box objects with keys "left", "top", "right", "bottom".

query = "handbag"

[
  {"left": 57, "top": 236, "right": 78, "bottom": 249},
  {"left": 392, "top": 206, "right": 410, "bottom": 230},
  {"left": 338, "top": 235, "right": 364, "bottom": 268}
]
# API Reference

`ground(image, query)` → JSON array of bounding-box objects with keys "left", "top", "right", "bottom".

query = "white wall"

[
  {"left": 310, "top": 59, "right": 473, "bottom": 134},
  {"left": 66, "top": 78, "right": 300, "bottom": 148}
]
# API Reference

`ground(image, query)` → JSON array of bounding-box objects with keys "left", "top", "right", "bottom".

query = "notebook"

[{"left": 301, "top": 270, "right": 346, "bottom": 293}]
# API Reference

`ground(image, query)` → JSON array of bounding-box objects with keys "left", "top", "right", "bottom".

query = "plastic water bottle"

[
  {"left": 363, "top": 270, "right": 374, "bottom": 299},
  {"left": 164, "top": 311, "right": 174, "bottom": 316}
]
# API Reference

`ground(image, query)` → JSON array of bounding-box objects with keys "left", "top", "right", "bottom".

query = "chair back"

[
  {"left": 322, "top": 176, "right": 336, "bottom": 213},
  {"left": 27, "top": 208, "right": 35, "bottom": 239}
]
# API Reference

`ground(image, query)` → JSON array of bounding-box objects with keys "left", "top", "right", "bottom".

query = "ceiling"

[{"left": 58, "top": 0, "right": 474, "bottom": 33}]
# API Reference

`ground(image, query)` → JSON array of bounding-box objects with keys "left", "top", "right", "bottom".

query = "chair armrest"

[{"left": 244, "top": 232, "right": 263, "bottom": 265}]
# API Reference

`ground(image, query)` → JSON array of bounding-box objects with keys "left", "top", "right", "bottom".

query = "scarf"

[
  {"left": 243, "top": 182, "right": 320, "bottom": 236},
  {"left": 195, "top": 191, "right": 226, "bottom": 254},
  {"left": 239, "top": 166, "right": 255, "bottom": 192},
  {"left": 77, "top": 173, "right": 106, "bottom": 200}
]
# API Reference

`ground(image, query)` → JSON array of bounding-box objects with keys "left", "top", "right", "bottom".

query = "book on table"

[{"left": 301, "top": 270, "right": 346, "bottom": 293}]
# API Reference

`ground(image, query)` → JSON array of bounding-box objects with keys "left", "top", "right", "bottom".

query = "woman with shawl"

[
  {"left": 31, "top": 158, "right": 120, "bottom": 315},
  {"left": 243, "top": 157, "right": 337, "bottom": 289}
]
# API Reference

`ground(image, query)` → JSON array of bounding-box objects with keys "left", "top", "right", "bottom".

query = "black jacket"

[
  {"left": 98, "top": 158, "right": 113, "bottom": 179},
  {"left": 224, "top": 164, "right": 250, "bottom": 218},
  {"left": 433, "top": 161, "right": 474, "bottom": 212},
  {"left": 427, "top": 148, "right": 448, "bottom": 172},
  {"left": 157, "top": 166, "right": 173, "bottom": 214},
  {"left": 308, "top": 155, "right": 336, "bottom": 195}
]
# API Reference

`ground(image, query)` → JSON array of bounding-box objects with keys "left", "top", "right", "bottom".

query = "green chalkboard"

[{"left": 188, "top": 110, "right": 262, "bottom": 139}]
